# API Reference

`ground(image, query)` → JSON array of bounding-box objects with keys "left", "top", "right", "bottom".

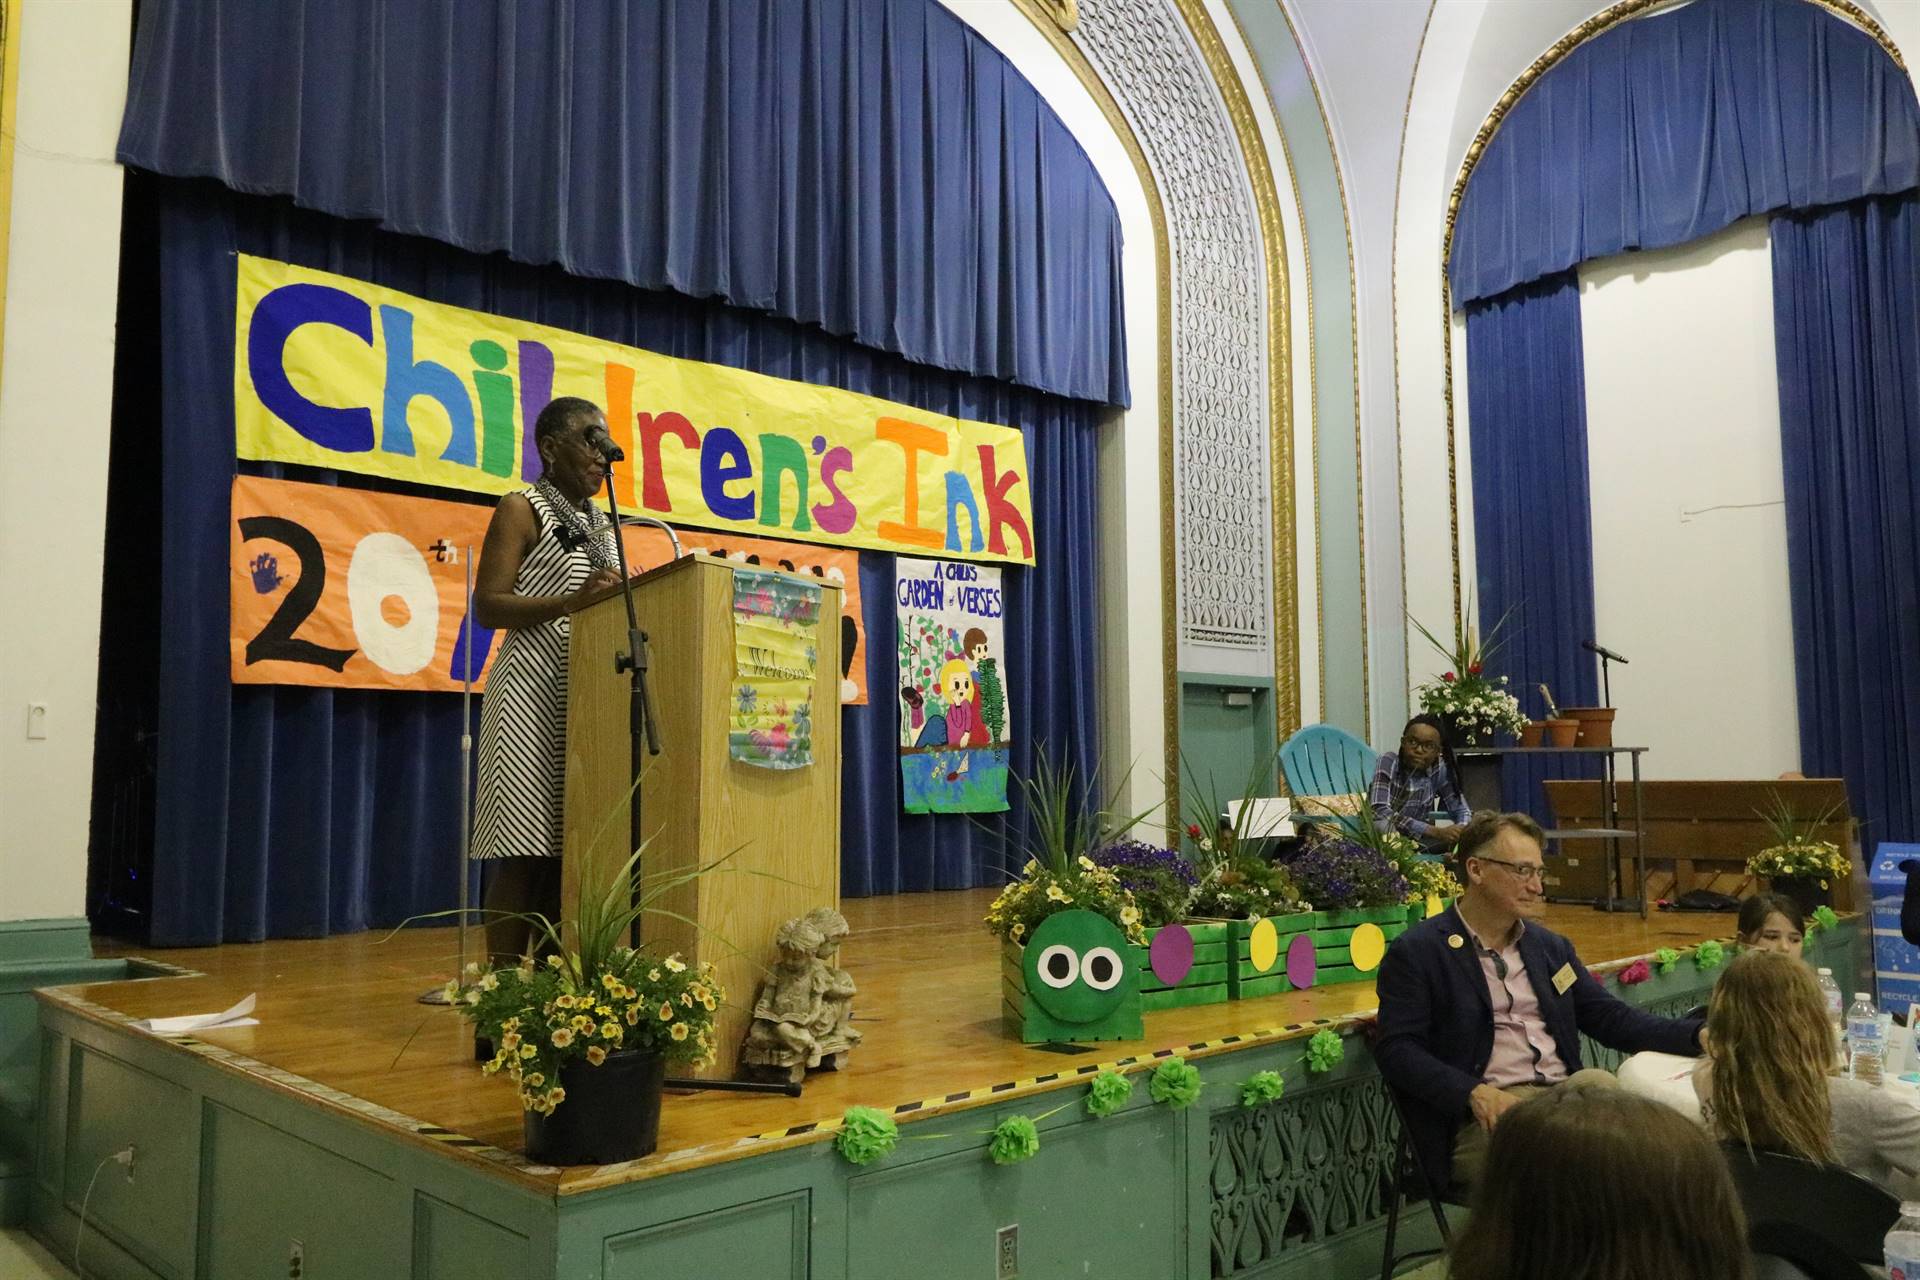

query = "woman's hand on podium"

[{"left": 568, "top": 569, "right": 624, "bottom": 611}]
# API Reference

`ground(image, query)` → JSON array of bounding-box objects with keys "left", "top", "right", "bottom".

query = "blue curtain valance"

[
  {"left": 1450, "top": 0, "right": 1920, "bottom": 306},
  {"left": 117, "top": 0, "right": 1130, "bottom": 408}
]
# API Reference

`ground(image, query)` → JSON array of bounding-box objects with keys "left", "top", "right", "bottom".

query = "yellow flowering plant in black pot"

[{"left": 449, "top": 840, "right": 725, "bottom": 1166}]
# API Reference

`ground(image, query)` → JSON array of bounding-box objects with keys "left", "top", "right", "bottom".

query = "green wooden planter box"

[
  {"left": 1310, "top": 904, "right": 1411, "bottom": 986},
  {"left": 1224, "top": 910, "right": 1320, "bottom": 1000},
  {"left": 1126, "top": 921, "right": 1230, "bottom": 1011},
  {"left": 1000, "top": 939, "right": 1145, "bottom": 1043},
  {"left": 1406, "top": 895, "right": 1457, "bottom": 927}
]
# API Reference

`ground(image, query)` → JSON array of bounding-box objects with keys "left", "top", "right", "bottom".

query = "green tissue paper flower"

[
  {"left": 835, "top": 1106, "right": 899, "bottom": 1166},
  {"left": 1086, "top": 1070, "right": 1133, "bottom": 1118},
  {"left": 1239, "top": 1070, "right": 1285, "bottom": 1108},
  {"left": 1694, "top": 940, "right": 1726, "bottom": 971},
  {"left": 1305, "top": 1029, "right": 1344, "bottom": 1074},
  {"left": 1653, "top": 947, "right": 1680, "bottom": 975},
  {"left": 1149, "top": 1057, "right": 1204, "bottom": 1109},
  {"left": 989, "top": 1115, "right": 1041, "bottom": 1165},
  {"left": 1811, "top": 906, "right": 1839, "bottom": 934}
]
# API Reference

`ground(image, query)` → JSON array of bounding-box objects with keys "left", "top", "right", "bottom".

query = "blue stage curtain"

[
  {"left": 115, "top": 0, "right": 1128, "bottom": 408},
  {"left": 1772, "top": 194, "right": 1920, "bottom": 846},
  {"left": 1450, "top": 0, "right": 1920, "bottom": 305},
  {"left": 1465, "top": 274, "right": 1601, "bottom": 821},
  {"left": 142, "top": 178, "right": 1098, "bottom": 944}
]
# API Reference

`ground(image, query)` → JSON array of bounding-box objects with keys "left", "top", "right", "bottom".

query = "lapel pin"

[{"left": 1448, "top": 934, "right": 1464, "bottom": 949}]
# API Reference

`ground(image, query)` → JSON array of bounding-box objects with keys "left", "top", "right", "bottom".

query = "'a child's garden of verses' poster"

[{"left": 896, "top": 558, "right": 1012, "bottom": 813}]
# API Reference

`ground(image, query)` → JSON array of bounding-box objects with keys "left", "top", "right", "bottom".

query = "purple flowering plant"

[
  {"left": 1090, "top": 839, "right": 1197, "bottom": 928},
  {"left": 1288, "top": 828, "right": 1410, "bottom": 910}
]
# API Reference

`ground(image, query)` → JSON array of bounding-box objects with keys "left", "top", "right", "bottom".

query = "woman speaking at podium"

[{"left": 472, "top": 397, "right": 624, "bottom": 963}]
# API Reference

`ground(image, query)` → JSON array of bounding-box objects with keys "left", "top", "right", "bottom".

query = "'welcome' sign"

[{"left": 232, "top": 256, "right": 1037, "bottom": 565}]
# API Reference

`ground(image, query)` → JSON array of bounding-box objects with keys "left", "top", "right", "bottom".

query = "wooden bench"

[{"left": 1542, "top": 778, "right": 1854, "bottom": 904}]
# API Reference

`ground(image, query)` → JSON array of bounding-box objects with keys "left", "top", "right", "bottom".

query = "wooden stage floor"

[{"left": 64, "top": 891, "right": 1740, "bottom": 1196}]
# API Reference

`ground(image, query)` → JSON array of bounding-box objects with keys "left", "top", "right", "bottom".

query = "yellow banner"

[{"left": 233, "top": 255, "right": 1037, "bottom": 565}]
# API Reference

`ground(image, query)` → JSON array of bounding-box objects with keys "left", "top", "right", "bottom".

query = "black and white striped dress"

[{"left": 473, "top": 484, "right": 618, "bottom": 861}]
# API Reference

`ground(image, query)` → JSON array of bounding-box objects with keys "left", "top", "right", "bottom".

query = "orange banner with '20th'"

[{"left": 229, "top": 475, "right": 866, "bottom": 701}]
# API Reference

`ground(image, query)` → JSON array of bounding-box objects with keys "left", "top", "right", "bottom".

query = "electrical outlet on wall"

[
  {"left": 26, "top": 702, "right": 47, "bottom": 740},
  {"left": 995, "top": 1223, "right": 1018, "bottom": 1279},
  {"left": 287, "top": 1239, "right": 304, "bottom": 1279}
]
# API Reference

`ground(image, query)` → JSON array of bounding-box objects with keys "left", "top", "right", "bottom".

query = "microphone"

[
  {"left": 585, "top": 425, "right": 625, "bottom": 464},
  {"left": 1583, "top": 639, "right": 1629, "bottom": 664}
]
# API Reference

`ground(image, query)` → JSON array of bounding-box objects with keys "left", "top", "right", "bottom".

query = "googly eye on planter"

[{"left": 1019, "top": 910, "right": 1142, "bottom": 1041}]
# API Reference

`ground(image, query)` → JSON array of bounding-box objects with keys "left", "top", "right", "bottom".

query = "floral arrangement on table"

[
  {"left": 1288, "top": 824, "right": 1411, "bottom": 911},
  {"left": 1089, "top": 838, "right": 1198, "bottom": 928},
  {"left": 983, "top": 752, "right": 1155, "bottom": 947},
  {"left": 1746, "top": 791, "right": 1851, "bottom": 890},
  {"left": 449, "top": 843, "right": 723, "bottom": 1116},
  {"left": 1408, "top": 596, "right": 1528, "bottom": 743}
]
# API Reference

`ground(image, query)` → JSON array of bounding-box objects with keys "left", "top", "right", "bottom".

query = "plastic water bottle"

[
  {"left": 1818, "top": 968, "right": 1844, "bottom": 1030},
  {"left": 1883, "top": 1201, "right": 1920, "bottom": 1280},
  {"left": 1850, "top": 992, "right": 1885, "bottom": 1085}
]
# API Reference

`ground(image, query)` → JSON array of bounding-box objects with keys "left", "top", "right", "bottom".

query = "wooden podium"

[{"left": 561, "top": 553, "right": 842, "bottom": 1078}]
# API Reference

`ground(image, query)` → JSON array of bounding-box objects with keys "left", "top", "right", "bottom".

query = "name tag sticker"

[{"left": 1552, "top": 963, "right": 1577, "bottom": 995}]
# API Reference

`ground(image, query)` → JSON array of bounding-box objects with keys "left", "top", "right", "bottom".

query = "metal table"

[{"left": 1456, "top": 745, "right": 1650, "bottom": 918}]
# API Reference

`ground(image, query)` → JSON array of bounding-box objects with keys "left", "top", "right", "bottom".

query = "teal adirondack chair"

[{"left": 1280, "top": 723, "right": 1377, "bottom": 802}]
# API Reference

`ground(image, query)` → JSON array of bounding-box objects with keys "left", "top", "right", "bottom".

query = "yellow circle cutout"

[
  {"left": 1426, "top": 894, "right": 1444, "bottom": 919},
  {"left": 1248, "top": 917, "right": 1280, "bottom": 973},
  {"left": 1350, "top": 922, "right": 1388, "bottom": 973}
]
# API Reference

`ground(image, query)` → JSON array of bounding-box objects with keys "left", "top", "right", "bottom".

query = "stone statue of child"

[
  {"left": 740, "top": 917, "right": 827, "bottom": 1077},
  {"left": 804, "top": 907, "right": 860, "bottom": 1048}
]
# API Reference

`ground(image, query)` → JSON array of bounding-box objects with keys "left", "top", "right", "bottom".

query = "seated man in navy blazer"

[{"left": 1373, "top": 810, "right": 1705, "bottom": 1190}]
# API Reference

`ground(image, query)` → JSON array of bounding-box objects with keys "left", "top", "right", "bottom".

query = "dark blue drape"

[
  {"left": 1466, "top": 274, "right": 1601, "bottom": 819},
  {"left": 143, "top": 178, "right": 1098, "bottom": 944},
  {"left": 1451, "top": 0, "right": 1920, "bottom": 305},
  {"left": 116, "top": 0, "right": 1129, "bottom": 408},
  {"left": 1772, "top": 194, "right": 1920, "bottom": 847}
]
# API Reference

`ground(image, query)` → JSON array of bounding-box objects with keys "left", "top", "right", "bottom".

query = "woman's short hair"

[
  {"left": 1704, "top": 950, "right": 1835, "bottom": 1163},
  {"left": 1456, "top": 810, "right": 1546, "bottom": 861},
  {"left": 533, "top": 395, "right": 602, "bottom": 443},
  {"left": 1448, "top": 1087, "right": 1751, "bottom": 1280},
  {"left": 1737, "top": 891, "right": 1806, "bottom": 941}
]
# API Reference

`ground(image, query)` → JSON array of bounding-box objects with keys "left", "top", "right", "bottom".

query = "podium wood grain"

[{"left": 562, "top": 554, "right": 842, "bottom": 1077}]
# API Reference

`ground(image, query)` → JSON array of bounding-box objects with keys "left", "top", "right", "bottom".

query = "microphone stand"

[
  {"left": 597, "top": 468, "right": 663, "bottom": 882},
  {"left": 420, "top": 547, "right": 479, "bottom": 1004}
]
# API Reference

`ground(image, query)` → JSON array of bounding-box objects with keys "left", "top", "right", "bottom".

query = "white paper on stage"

[
  {"left": 134, "top": 992, "right": 259, "bottom": 1034},
  {"left": 1226, "top": 798, "right": 1294, "bottom": 838}
]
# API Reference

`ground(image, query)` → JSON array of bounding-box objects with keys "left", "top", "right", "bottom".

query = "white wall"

[
  {"left": 0, "top": 0, "right": 131, "bottom": 923},
  {"left": 1579, "top": 218, "right": 1801, "bottom": 778}
]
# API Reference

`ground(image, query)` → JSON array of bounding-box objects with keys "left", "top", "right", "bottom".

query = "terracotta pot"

[
  {"left": 1543, "top": 718, "right": 1580, "bottom": 747},
  {"left": 1517, "top": 722, "right": 1545, "bottom": 748},
  {"left": 1560, "top": 706, "right": 1616, "bottom": 748}
]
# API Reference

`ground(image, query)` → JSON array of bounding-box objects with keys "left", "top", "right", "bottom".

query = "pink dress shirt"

[{"left": 1466, "top": 919, "right": 1568, "bottom": 1088}]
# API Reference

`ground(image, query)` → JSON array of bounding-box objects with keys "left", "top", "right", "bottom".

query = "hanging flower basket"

[{"left": 1224, "top": 909, "right": 1319, "bottom": 1000}]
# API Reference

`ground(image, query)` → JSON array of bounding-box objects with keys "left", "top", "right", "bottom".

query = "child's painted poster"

[
  {"left": 731, "top": 568, "right": 820, "bottom": 770},
  {"left": 895, "top": 558, "right": 1011, "bottom": 813}
]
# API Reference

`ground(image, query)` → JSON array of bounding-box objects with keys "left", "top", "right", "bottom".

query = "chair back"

[
  {"left": 1281, "top": 724, "right": 1376, "bottom": 798},
  {"left": 1723, "top": 1145, "right": 1898, "bottom": 1267},
  {"left": 1748, "top": 1221, "right": 1874, "bottom": 1280}
]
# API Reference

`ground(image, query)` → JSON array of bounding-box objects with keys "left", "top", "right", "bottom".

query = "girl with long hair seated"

[
  {"left": 1448, "top": 1086, "right": 1751, "bottom": 1280},
  {"left": 1699, "top": 950, "right": 1920, "bottom": 1196}
]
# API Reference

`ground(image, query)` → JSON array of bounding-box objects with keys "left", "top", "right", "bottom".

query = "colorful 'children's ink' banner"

[
  {"left": 234, "top": 255, "right": 1036, "bottom": 565},
  {"left": 895, "top": 557, "right": 1011, "bottom": 814},
  {"left": 229, "top": 474, "right": 867, "bottom": 700},
  {"left": 731, "top": 570, "right": 821, "bottom": 770}
]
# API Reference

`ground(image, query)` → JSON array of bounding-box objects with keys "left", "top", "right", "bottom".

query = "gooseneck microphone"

[
  {"left": 585, "top": 425, "right": 626, "bottom": 463},
  {"left": 1583, "top": 639, "right": 1629, "bottom": 664}
]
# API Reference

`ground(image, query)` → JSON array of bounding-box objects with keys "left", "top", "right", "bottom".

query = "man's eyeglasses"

[{"left": 1473, "top": 854, "right": 1545, "bottom": 884}]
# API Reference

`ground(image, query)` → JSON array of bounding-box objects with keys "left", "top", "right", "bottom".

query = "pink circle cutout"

[
  {"left": 1149, "top": 923, "right": 1195, "bottom": 986},
  {"left": 1286, "top": 932, "right": 1317, "bottom": 989}
]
